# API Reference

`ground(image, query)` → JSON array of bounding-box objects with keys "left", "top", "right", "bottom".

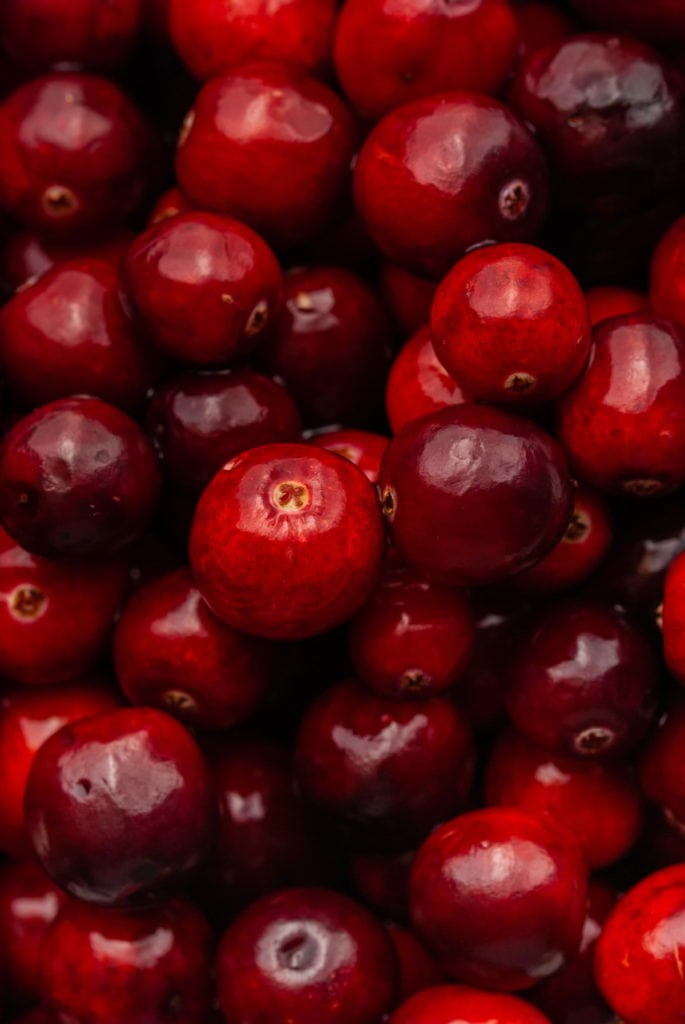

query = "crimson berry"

[
  {"left": 1, "top": 227, "right": 133, "bottom": 288},
  {"left": 378, "top": 263, "right": 436, "bottom": 339},
  {"left": 651, "top": 214, "right": 685, "bottom": 330},
  {"left": 640, "top": 700, "right": 685, "bottom": 828},
  {"left": 389, "top": 985, "right": 554, "bottom": 1024},
  {"left": 586, "top": 285, "right": 649, "bottom": 326},
  {"left": 385, "top": 326, "right": 470, "bottom": 435},
  {"left": 309, "top": 430, "right": 388, "bottom": 485},
  {"left": 147, "top": 185, "right": 192, "bottom": 227},
  {"left": 664, "top": 552, "right": 685, "bottom": 682},
  {"left": 513, "top": 2, "right": 574, "bottom": 65},
  {"left": 386, "top": 924, "right": 445, "bottom": 1003},
  {"left": 566, "top": 0, "right": 685, "bottom": 48}
]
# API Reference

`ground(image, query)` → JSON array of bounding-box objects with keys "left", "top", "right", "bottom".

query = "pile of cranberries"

[{"left": 3, "top": 1, "right": 685, "bottom": 1022}]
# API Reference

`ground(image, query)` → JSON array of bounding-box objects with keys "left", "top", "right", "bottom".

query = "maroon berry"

[
  {"left": 640, "top": 700, "right": 685, "bottom": 829},
  {"left": 351, "top": 848, "right": 414, "bottom": 922},
  {"left": 309, "top": 430, "right": 388, "bottom": 485},
  {"left": 663, "top": 551, "right": 685, "bottom": 683},
  {"left": 1, "top": 227, "right": 133, "bottom": 288},
  {"left": 652, "top": 216, "right": 685, "bottom": 333},
  {"left": 513, "top": 2, "right": 574, "bottom": 65},
  {"left": 386, "top": 923, "right": 446, "bottom": 1003},
  {"left": 566, "top": 0, "right": 685, "bottom": 50},
  {"left": 378, "top": 262, "right": 436, "bottom": 339},
  {"left": 385, "top": 326, "right": 470, "bottom": 435}
]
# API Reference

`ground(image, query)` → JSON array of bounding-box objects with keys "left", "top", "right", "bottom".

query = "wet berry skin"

[
  {"left": 409, "top": 808, "right": 588, "bottom": 991},
  {"left": 189, "top": 443, "right": 384, "bottom": 640},
  {"left": 216, "top": 887, "right": 398, "bottom": 1024},
  {"left": 0, "top": 396, "right": 161, "bottom": 559},
  {"left": 309, "top": 430, "right": 388, "bottom": 486},
  {"left": 385, "top": 325, "right": 470, "bottom": 435},
  {"left": 389, "top": 985, "right": 554, "bottom": 1024},
  {"left": 379, "top": 405, "right": 572, "bottom": 587},
  {"left": 651, "top": 213, "right": 685, "bottom": 331},
  {"left": 24, "top": 706, "right": 216, "bottom": 906}
]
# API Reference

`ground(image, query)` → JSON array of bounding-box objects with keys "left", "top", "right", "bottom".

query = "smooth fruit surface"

[
  {"left": 386, "top": 326, "right": 470, "bottom": 434},
  {"left": 389, "top": 985, "right": 554, "bottom": 1024}
]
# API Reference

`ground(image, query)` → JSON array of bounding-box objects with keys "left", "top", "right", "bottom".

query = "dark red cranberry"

[
  {"left": 257, "top": 265, "right": 391, "bottom": 429},
  {"left": 353, "top": 92, "right": 548, "bottom": 279},
  {"left": 1, "top": 227, "right": 133, "bottom": 288},
  {"left": 121, "top": 212, "right": 283, "bottom": 365},
  {"left": 389, "top": 985, "right": 554, "bottom": 1024},
  {"left": 144, "top": 0, "right": 170, "bottom": 39},
  {"left": 309, "top": 429, "right": 388, "bottom": 485},
  {"left": 664, "top": 552, "right": 685, "bottom": 682},
  {"left": 146, "top": 185, "right": 193, "bottom": 226},
  {"left": 410, "top": 808, "right": 588, "bottom": 990},
  {"left": 557, "top": 315, "right": 685, "bottom": 497},
  {"left": 506, "top": 601, "right": 659, "bottom": 758},
  {"left": 586, "top": 285, "right": 649, "bottom": 326},
  {"left": 216, "top": 887, "right": 398, "bottom": 1024},
  {"left": 0, "top": 73, "right": 152, "bottom": 237},
  {"left": 651, "top": 214, "right": 685, "bottom": 331},
  {"left": 295, "top": 678, "right": 474, "bottom": 847},
  {"left": 333, "top": 0, "right": 518, "bottom": 121},
  {"left": 24, "top": 706, "right": 216, "bottom": 905},
  {"left": 513, "top": 2, "right": 575, "bottom": 65},
  {"left": 379, "top": 405, "right": 572, "bottom": 586},
  {"left": 351, "top": 848, "right": 414, "bottom": 922},
  {"left": 378, "top": 263, "right": 436, "bottom": 339},
  {"left": 566, "top": 0, "right": 685, "bottom": 49},
  {"left": 175, "top": 62, "right": 357, "bottom": 249},
  {"left": 189, "top": 443, "right": 384, "bottom": 640},
  {"left": 0, "top": 396, "right": 161, "bottom": 558},
  {"left": 385, "top": 326, "right": 470, "bottom": 435},
  {"left": 386, "top": 924, "right": 445, "bottom": 1003},
  {"left": 640, "top": 700, "right": 685, "bottom": 828}
]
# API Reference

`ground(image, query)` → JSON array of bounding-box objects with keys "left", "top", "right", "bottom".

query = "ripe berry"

[
  {"left": 385, "top": 326, "right": 470, "bottom": 435},
  {"left": 1, "top": 227, "right": 133, "bottom": 288},
  {"left": 309, "top": 429, "right": 388, "bottom": 485},
  {"left": 640, "top": 700, "right": 685, "bottom": 828},
  {"left": 586, "top": 284, "right": 649, "bottom": 326},
  {"left": 389, "top": 985, "right": 554, "bottom": 1024},
  {"left": 651, "top": 214, "right": 685, "bottom": 330}
]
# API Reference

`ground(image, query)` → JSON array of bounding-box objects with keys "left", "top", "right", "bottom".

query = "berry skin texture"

[
  {"left": 386, "top": 325, "right": 471, "bottom": 435},
  {"left": 378, "top": 405, "right": 572, "bottom": 586},
  {"left": 389, "top": 985, "right": 554, "bottom": 1024},
  {"left": 664, "top": 551, "right": 685, "bottom": 683},
  {"left": 431, "top": 243, "right": 591, "bottom": 405},
  {"left": 189, "top": 443, "right": 385, "bottom": 640},
  {"left": 651, "top": 214, "right": 685, "bottom": 330},
  {"left": 409, "top": 808, "right": 588, "bottom": 991}
]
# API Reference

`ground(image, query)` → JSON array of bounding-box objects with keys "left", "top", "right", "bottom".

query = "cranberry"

[
  {"left": 385, "top": 326, "right": 470, "bottom": 435},
  {"left": 386, "top": 924, "right": 445, "bottom": 1003},
  {"left": 351, "top": 848, "right": 414, "bottom": 922},
  {"left": 24, "top": 706, "right": 216, "bottom": 905},
  {"left": 378, "top": 263, "right": 436, "bottom": 339},
  {"left": 0, "top": 73, "right": 152, "bottom": 237},
  {"left": 389, "top": 985, "right": 554, "bottom": 1024},
  {"left": 586, "top": 285, "right": 649, "bottom": 326},
  {"left": 513, "top": 2, "right": 575, "bottom": 65},
  {"left": 651, "top": 214, "right": 685, "bottom": 330},
  {"left": 309, "top": 429, "right": 388, "bottom": 485},
  {"left": 431, "top": 242, "right": 590, "bottom": 404},
  {"left": 379, "top": 405, "right": 572, "bottom": 586},
  {"left": 216, "top": 887, "right": 398, "bottom": 1024},
  {"left": 147, "top": 185, "right": 192, "bottom": 226},
  {"left": 333, "top": 0, "right": 518, "bottom": 121},
  {"left": 121, "top": 212, "right": 283, "bottom": 365},
  {"left": 567, "top": 0, "right": 685, "bottom": 49},
  {"left": 175, "top": 62, "right": 357, "bottom": 250},
  {"left": 257, "top": 265, "right": 391, "bottom": 429},
  {"left": 507, "top": 600, "right": 659, "bottom": 758},
  {"left": 558, "top": 315, "right": 685, "bottom": 497},
  {"left": 640, "top": 700, "right": 685, "bottom": 828},
  {"left": 664, "top": 552, "right": 685, "bottom": 682},
  {"left": 189, "top": 443, "right": 384, "bottom": 640},
  {"left": 0, "top": 396, "right": 161, "bottom": 558},
  {"left": 354, "top": 92, "right": 548, "bottom": 279},
  {"left": 410, "top": 807, "right": 588, "bottom": 990},
  {"left": 1, "top": 227, "right": 133, "bottom": 288}
]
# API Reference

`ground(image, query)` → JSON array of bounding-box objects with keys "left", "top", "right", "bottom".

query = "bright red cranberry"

[
  {"left": 147, "top": 185, "right": 193, "bottom": 226},
  {"left": 567, "top": 0, "right": 685, "bottom": 48},
  {"left": 257, "top": 265, "right": 391, "bottom": 428},
  {"left": 378, "top": 262, "right": 436, "bottom": 338},
  {"left": 586, "top": 285, "right": 649, "bottom": 326},
  {"left": 1, "top": 227, "right": 133, "bottom": 288},
  {"left": 507, "top": 601, "right": 659, "bottom": 758},
  {"left": 651, "top": 214, "right": 685, "bottom": 331},
  {"left": 351, "top": 849, "right": 414, "bottom": 922},
  {"left": 41, "top": 898, "right": 213, "bottom": 1024},
  {"left": 0, "top": 396, "right": 161, "bottom": 558},
  {"left": 295, "top": 678, "right": 474, "bottom": 847},
  {"left": 216, "top": 887, "right": 398, "bottom": 1024},
  {"left": 513, "top": 2, "right": 574, "bottom": 65},
  {"left": 169, "top": 0, "right": 336, "bottom": 80},
  {"left": 0, "top": 73, "right": 152, "bottom": 237},
  {"left": 309, "top": 430, "right": 388, "bottom": 485},
  {"left": 432, "top": 243, "right": 590, "bottom": 404},
  {"left": 557, "top": 315, "right": 685, "bottom": 497},
  {"left": 190, "top": 443, "right": 384, "bottom": 640},
  {"left": 379, "top": 405, "right": 572, "bottom": 586},
  {"left": 122, "top": 212, "right": 283, "bottom": 365},
  {"left": 664, "top": 552, "right": 685, "bottom": 682},
  {"left": 389, "top": 985, "right": 554, "bottom": 1024},
  {"left": 353, "top": 93, "right": 548, "bottom": 279},
  {"left": 333, "top": 0, "right": 518, "bottom": 121},
  {"left": 385, "top": 326, "right": 470, "bottom": 435},
  {"left": 640, "top": 700, "right": 685, "bottom": 829},
  {"left": 386, "top": 924, "right": 445, "bottom": 1003},
  {"left": 410, "top": 808, "right": 588, "bottom": 991},
  {"left": 24, "top": 706, "right": 216, "bottom": 905},
  {"left": 175, "top": 62, "right": 357, "bottom": 250}
]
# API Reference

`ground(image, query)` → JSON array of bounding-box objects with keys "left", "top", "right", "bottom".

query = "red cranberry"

[
  {"left": 557, "top": 315, "right": 685, "bottom": 497},
  {"left": 216, "top": 887, "right": 398, "bottom": 1024},
  {"left": 513, "top": 2, "right": 575, "bottom": 65},
  {"left": 379, "top": 405, "right": 572, "bottom": 586},
  {"left": 351, "top": 848, "right": 414, "bottom": 922},
  {"left": 1, "top": 227, "right": 133, "bottom": 289},
  {"left": 567, "top": 0, "right": 685, "bottom": 49},
  {"left": 295, "top": 678, "right": 474, "bottom": 847},
  {"left": 0, "top": 396, "right": 161, "bottom": 558},
  {"left": 189, "top": 443, "right": 384, "bottom": 640},
  {"left": 586, "top": 285, "right": 649, "bottom": 326},
  {"left": 389, "top": 985, "right": 554, "bottom": 1024},
  {"left": 175, "top": 62, "right": 357, "bottom": 249},
  {"left": 353, "top": 92, "right": 549, "bottom": 279},
  {"left": 410, "top": 808, "right": 588, "bottom": 990},
  {"left": 309, "top": 429, "right": 388, "bottom": 485},
  {"left": 386, "top": 923, "right": 445, "bottom": 1003},
  {"left": 664, "top": 552, "right": 685, "bottom": 682},
  {"left": 121, "top": 212, "right": 283, "bottom": 365},
  {"left": 385, "top": 326, "right": 470, "bottom": 435},
  {"left": 431, "top": 242, "right": 590, "bottom": 404},
  {"left": 640, "top": 700, "right": 685, "bottom": 828},
  {"left": 507, "top": 601, "right": 659, "bottom": 758},
  {"left": 651, "top": 214, "right": 685, "bottom": 330},
  {"left": 24, "top": 706, "right": 216, "bottom": 905},
  {"left": 146, "top": 185, "right": 192, "bottom": 227},
  {"left": 378, "top": 263, "right": 436, "bottom": 339},
  {"left": 333, "top": 0, "right": 518, "bottom": 121}
]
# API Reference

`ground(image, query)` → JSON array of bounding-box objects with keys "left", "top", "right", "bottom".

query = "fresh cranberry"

[
  {"left": 410, "top": 807, "right": 588, "bottom": 990},
  {"left": 216, "top": 887, "right": 398, "bottom": 1024},
  {"left": 122, "top": 212, "right": 283, "bottom": 365},
  {"left": 379, "top": 405, "right": 572, "bottom": 586},
  {"left": 257, "top": 265, "right": 391, "bottom": 429},
  {"left": 24, "top": 706, "right": 216, "bottom": 905},
  {"left": 566, "top": 0, "right": 685, "bottom": 49},
  {"left": 0, "top": 396, "right": 161, "bottom": 558},
  {"left": 351, "top": 849, "right": 414, "bottom": 922},
  {"left": 378, "top": 263, "right": 436, "bottom": 339},
  {"left": 651, "top": 214, "right": 685, "bottom": 330},
  {"left": 189, "top": 443, "right": 384, "bottom": 639},
  {"left": 586, "top": 285, "right": 649, "bottom": 326},
  {"left": 507, "top": 600, "right": 658, "bottom": 757},
  {"left": 175, "top": 62, "right": 357, "bottom": 250},
  {"left": 640, "top": 700, "right": 685, "bottom": 829},
  {"left": 309, "top": 430, "right": 388, "bottom": 485},
  {"left": 1, "top": 227, "right": 133, "bottom": 288},
  {"left": 664, "top": 552, "right": 685, "bottom": 681},
  {"left": 513, "top": 2, "right": 575, "bottom": 65},
  {"left": 386, "top": 924, "right": 445, "bottom": 1003},
  {"left": 385, "top": 326, "right": 470, "bottom": 435},
  {"left": 432, "top": 242, "right": 590, "bottom": 404},
  {"left": 389, "top": 985, "right": 554, "bottom": 1024},
  {"left": 146, "top": 185, "right": 193, "bottom": 226}
]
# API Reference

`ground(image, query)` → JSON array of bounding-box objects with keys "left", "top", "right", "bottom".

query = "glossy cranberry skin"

[
  {"left": 664, "top": 552, "right": 685, "bottom": 682},
  {"left": 354, "top": 93, "right": 548, "bottom": 279},
  {"left": 0, "top": 396, "right": 161, "bottom": 558},
  {"left": 507, "top": 601, "right": 658, "bottom": 758},
  {"left": 1, "top": 228, "right": 133, "bottom": 288},
  {"left": 387, "top": 924, "right": 445, "bottom": 1003},
  {"left": 586, "top": 285, "right": 649, "bottom": 326},
  {"left": 295, "top": 678, "right": 474, "bottom": 847},
  {"left": 258, "top": 265, "right": 391, "bottom": 429},
  {"left": 567, "top": 0, "right": 685, "bottom": 49},
  {"left": 379, "top": 405, "right": 572, "bottom": 586},
  {"left": 176, "top": 62, "right": 357, "bottom": 250},
  {"left": 217, "top": 887, "right": 398, "bottom": 1024},
  {"left": 410, "top": 808, "right": 588, "bottom": 991},
  {"left": 386, "top": 326, "right": 470, "bottom": 435},
  {"left": 389, "top": 985, "right": 554, "bottom": 1024},
  {"left": 190, "top": 443, "right": 384, "bottom": 640},
  {"left": 432, "top": 243, "right": 590, "bottom": 404},
  {"left": 558, "top": 315, "right": 685, "bottom": 497},
  {"left": 309, "top": 430, "right": 388, "bottom": 485},
  {"left": 0, "top": 73, "right": 151, "bottom": 237},
  {"left": 122, "top": 212, "right": 283, "bottom": 365},
  {"left": 513, "top": 2, "right": 574, "bottom": 65},
  {"left": 640, "top": 701, "right": 685, "bottom": 827},
  {"left": 41, "top": 898, "right": 213, "bottom": 1024},
  {"left": 24, "top": 706, "right": 216, "bottom": 905},
  {"left": 651, "top": 214, "right": 685, "bottom": 331}
]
